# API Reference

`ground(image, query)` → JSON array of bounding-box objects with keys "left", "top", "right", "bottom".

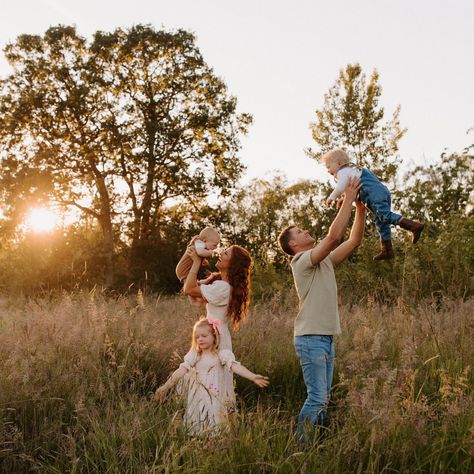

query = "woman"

[
  {"left": 182, "top": 244, "right": 253, "bottom": 405},
  {"left": 183, "top": 244, "right": 252, "bottom": 352}
]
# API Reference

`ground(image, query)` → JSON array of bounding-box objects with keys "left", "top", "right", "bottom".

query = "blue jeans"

[
  {"left": 294, "top": 335, "right": 335, "bottom": 442},
  {"left": 359, "top": 168, "right": 401, "bottom": 240}
]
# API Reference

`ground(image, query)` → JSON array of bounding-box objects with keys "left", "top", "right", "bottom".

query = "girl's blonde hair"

[
  {"left": 321, "top": 148, "right": 351, "bottom": 166},
  {"left": 191, "top": 318, "right": 220, "bottom": 353}
]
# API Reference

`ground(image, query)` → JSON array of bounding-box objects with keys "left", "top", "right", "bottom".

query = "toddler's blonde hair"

[
  {"left": 321, "top": 148, "right": 351, "bottom": 167},
  {"left": 191, "top": 318, "right": 220, "bottom": 353}
]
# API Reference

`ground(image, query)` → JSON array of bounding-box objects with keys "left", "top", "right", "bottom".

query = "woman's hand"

[
  {"left": 253, "top": 375, "right": 270, "bottom": 388},
  {"left": 198, "top": 275, "right": 213, "bottom": 286},
  {"left": 186, "top": 245, "right": 202, "bottom": 265}
]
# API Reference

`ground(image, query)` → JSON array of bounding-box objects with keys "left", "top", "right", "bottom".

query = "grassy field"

[{"left": 0, "top": 291, "right": 473, "bottom": 473}]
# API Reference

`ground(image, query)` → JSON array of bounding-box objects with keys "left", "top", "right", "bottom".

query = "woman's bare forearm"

[{"left": 183, "top": 260, "right": 201, "bottom": 295}]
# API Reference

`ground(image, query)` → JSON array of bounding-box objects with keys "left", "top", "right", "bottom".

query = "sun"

[{"left": 24, "top": 207, "right": 60, "bottom": 233}]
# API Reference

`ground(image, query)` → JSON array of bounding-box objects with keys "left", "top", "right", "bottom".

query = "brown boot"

[
  {"left": 398, "top": 218, "right": 425, "bottom": 244},
  {"left": 373, "top": 239, "right": 394, "bottom": 260}
]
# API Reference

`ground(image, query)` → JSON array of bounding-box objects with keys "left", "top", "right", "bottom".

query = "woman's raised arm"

[{"left": 183, "top": 246, "right": 206, "bottom": 299}]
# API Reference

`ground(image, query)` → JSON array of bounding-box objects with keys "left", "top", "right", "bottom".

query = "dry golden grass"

[{"left": 0, "top": 291, "right": 473, "bottom": 473}]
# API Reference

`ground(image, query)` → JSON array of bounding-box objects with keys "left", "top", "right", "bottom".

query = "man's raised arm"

[
  {"left": 310, "top": 177, "right": 361, "bottom": 266},
  {"left": 330, "top": 201, "right": 366, "bottom": 266}
]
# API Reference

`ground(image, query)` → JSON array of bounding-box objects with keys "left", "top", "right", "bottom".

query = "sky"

[{"left": 1, "top": 0, "right": 473, "bottom": 184}]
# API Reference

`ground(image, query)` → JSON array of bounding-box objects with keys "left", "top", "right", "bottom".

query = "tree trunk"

[
  {"left": 128, "top": 135, "right": 156, "bottom": 278},
  {"left": 91, "top": 162, "right": 115, "bottom": 288},
  {"left": 99, "top": 216, "right": 115, "bottom": 288}
]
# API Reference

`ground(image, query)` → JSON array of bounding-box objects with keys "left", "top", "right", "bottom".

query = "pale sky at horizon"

[{"left": 1, "top": 0, "right": 473, "bottom": 185}]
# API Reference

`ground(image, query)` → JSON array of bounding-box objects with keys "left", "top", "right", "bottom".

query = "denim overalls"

[{"left": 359, "top": 168, "right": 401, "bottom": 240}]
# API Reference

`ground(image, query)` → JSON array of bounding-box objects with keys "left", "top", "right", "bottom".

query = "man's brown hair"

[{"left": 278, "top": 225, "right": 296, "bottom": 256}]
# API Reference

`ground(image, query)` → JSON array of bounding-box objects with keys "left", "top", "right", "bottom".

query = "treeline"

[
  {"left": 0, "top": 147, "right": 472, "bottom": 303},
  {"left": 0, "top": 25, "right": 472, "bottom": 302}
]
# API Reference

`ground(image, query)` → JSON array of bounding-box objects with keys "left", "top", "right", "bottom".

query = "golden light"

[{"left": 24, "top": 207, "right": 60, "bottom": 233}]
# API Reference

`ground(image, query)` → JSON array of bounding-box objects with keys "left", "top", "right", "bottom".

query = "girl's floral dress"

[{"left": 179, "top": 349, "right": 239, "bottom": 435}]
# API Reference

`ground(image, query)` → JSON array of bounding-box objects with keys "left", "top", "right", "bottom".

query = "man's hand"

[
  {"left": 326, "top": 197, "right": 335, "bottom": 206},
  {"left": 342, "top": 176, "right": 361, "bottom": 204}
]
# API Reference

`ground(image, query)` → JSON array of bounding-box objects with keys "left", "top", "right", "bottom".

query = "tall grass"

[{"left": 0, "top": 291, "right": 473, "bottom": 473}]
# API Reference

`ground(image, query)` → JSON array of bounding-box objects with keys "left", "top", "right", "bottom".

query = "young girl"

[
  {"left": 321, "top": 148, "right": 424, "bottom": 260},
  {"left": 154, "top": 318, "right": 269, "bottom": 436}
]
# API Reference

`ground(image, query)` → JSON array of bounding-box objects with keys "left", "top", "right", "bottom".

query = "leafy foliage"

[
  {"left": 0, "top": 25, "right": 250, "bottom": 285},
  {"left": 307, "top": 63, "right": 406, "bottom": 183},
  {"left": 395, "top": 145, "right": 474, "bottom": 228}
]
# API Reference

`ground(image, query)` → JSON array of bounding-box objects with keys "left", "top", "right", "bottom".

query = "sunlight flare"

[{"left": 24, "top": 207, "right": 60, "bottom": 232}]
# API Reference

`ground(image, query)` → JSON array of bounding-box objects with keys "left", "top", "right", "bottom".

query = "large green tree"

[
  {"left": 307, "top": 63, "right": 406, "bottom": 182},
  {"left": 0, "top": 25, "right": 251, "bottom": 286}
]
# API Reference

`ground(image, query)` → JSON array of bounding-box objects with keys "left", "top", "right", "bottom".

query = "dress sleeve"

[
  {"left": 200, "top": 280, "right": 230, "bottom": 306},
  {"left": 218, "top": 349, "right": 240, "bottom": 370},
  {"left": 179, "top": 350, "right": 199, "bottom": 370}
]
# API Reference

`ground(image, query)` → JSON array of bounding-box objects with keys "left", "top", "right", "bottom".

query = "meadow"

[{"left": 0, "top": 291, "right": 473, "bottom": 473}]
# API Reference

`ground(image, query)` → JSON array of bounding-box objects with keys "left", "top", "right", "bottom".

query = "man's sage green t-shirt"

[{"left": 290, "top": 249, "right": 340, "bottom": 336}]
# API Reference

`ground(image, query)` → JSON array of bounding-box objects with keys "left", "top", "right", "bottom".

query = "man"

[{"left": 278, "top": 177, "right": 366, "bottom": 443}]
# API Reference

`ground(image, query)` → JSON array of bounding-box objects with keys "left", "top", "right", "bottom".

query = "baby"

[
  {"left": 175, "top": 227, "right": 221, "bottom": 305},
  {"left": 321, "top": 148, "right": 424, "bottom": 260}
]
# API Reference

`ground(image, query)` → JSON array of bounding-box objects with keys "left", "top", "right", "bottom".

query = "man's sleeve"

[{"left": 293, "top": 250, "right": 316, "bottom": 273}]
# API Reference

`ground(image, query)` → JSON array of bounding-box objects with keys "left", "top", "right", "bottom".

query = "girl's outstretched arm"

[
  {"left": 231, "top": 363, "right": 270, "bottom": 388},
  {"left": 154, "top": 366, "right": 188, "bottom": 401}
]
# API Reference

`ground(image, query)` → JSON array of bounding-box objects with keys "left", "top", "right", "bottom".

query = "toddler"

[
  {"left": 154, "top": 318, "right": 269, "bottom": 435},
  {"left": 321, "top": 148, "right": 424, "bottom": 260}
]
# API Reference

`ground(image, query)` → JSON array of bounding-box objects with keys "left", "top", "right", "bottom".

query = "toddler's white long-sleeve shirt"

[{"left": 329, "top": 167, "right": 362, "bottom": 201}]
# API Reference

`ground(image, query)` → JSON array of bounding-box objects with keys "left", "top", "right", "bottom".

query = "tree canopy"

[{"left": 0, "top": 25, "right": 251, "bottom": 286}]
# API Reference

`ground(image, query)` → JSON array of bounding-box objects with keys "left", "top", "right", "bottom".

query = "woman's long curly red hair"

[
  {"left": 204, "top": 245, "right": 252, "bottom": 330},
  {"left": 227, "top": 245, "right": 252, "bottom": 330}
]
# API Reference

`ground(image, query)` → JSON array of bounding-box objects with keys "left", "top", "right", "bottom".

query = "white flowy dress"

[
  {"left": 199, "top": 280, "right": 236, "bottom": 404},
  {"left": 199, "top": 280, "right": 232, "bottom": 350},
  {"left": 179, "top": 349, "right": 239, "bottom": 435}
]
